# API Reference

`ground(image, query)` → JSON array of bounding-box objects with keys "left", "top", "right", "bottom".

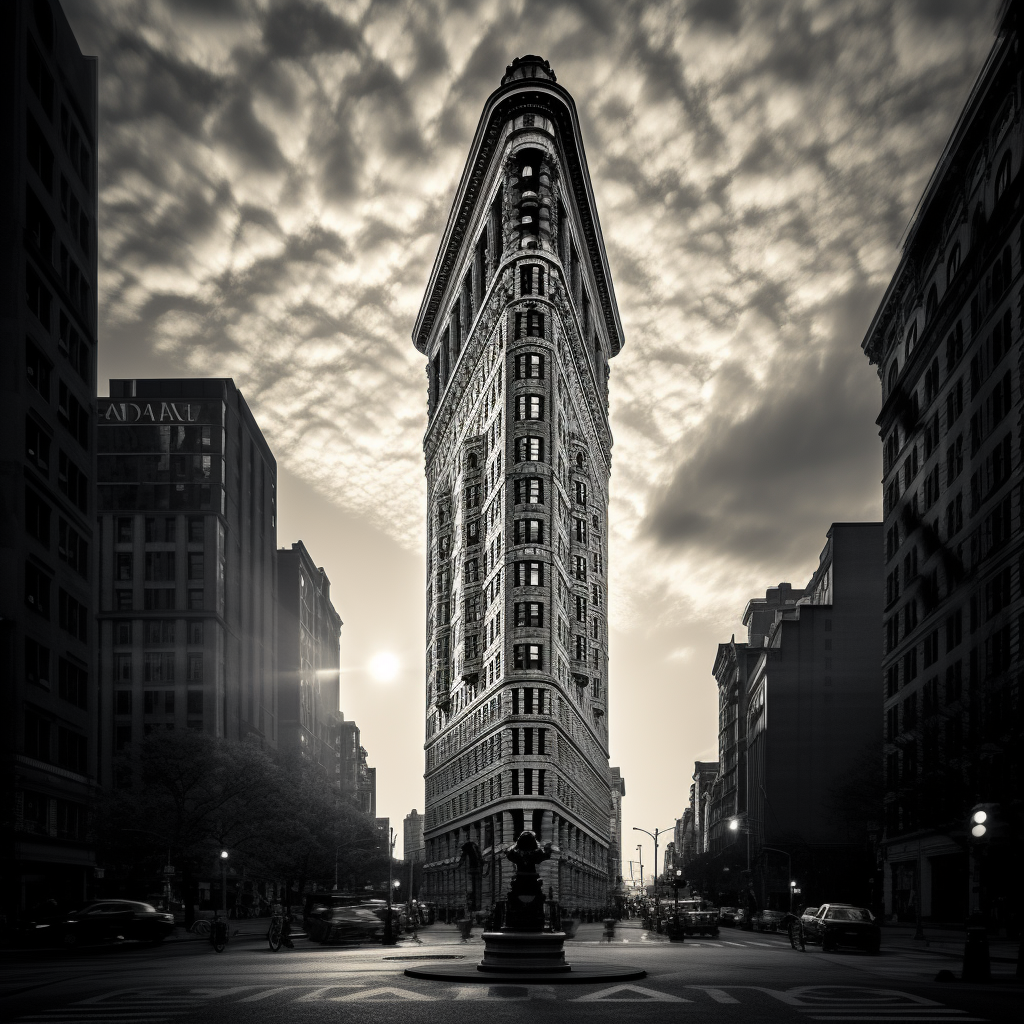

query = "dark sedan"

[
  {"left": 63, "top": 900, "right": 176, "bottom": 947},
  {"left": 803, "top": 903, "right": 880, "bottom": 952}
]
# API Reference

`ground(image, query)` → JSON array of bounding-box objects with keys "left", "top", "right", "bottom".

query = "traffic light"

[
  {"left": 671, "top": 869, "right": 687, "bottom": 889},
  {"left": 969, "top": 803, "right": 1000, "bottom": 842}
]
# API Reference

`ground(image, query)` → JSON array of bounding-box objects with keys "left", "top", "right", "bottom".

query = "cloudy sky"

[{"left": 65, "top": 0, "right": 999, "bottom": 863}]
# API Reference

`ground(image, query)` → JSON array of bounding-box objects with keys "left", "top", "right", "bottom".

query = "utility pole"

[{"left": 634, "top": 825, "right": 673, "bottom": 926}]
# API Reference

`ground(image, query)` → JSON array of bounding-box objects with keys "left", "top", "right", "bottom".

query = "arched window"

[
  {"left": 971, "top": 205, "right": 985, "bottom": 247},
  {"left": 904, "top": 321, "right": 917, "bottom": 360},
  {"left": 887, "top": 360, "right": 899, "bottom": 395},
  {"left": 925, "top": 285, "right": 938, "bottom": 324},
  {"left": 994, "top": 152, "right": 1011, "bottom": 204},
  {"left": 467, "top": 453, "right": 478, "bottom": 470},
  {"left": 575, "top": 452, "right": 585, "bottom": 470},
  {"left": 946, "top": 243, "right": 961, "bottom": 285}
]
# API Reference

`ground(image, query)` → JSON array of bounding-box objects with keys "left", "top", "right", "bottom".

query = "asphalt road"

[{"left": 1, "top": 921, "right": 1018, "bottom": 1024}]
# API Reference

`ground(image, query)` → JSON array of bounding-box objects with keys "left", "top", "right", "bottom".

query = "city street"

[{"left": 1, "top": 921, "right": 1018, "bottom": 1024}]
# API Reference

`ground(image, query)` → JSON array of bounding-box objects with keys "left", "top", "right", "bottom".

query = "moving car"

[
  {"left": 754, "top": 909, "right": 787, "bottom": 933},
  {"left": 677, "top": 899, "right": 720, "bottom": 937},
  {"left": 63, "top": 900, "right": 175, "bottom": 947},
  {"left": 718, "top": 906, "right": 738, "bottom": 927},
  {"left": 303, "top": 893, "right": 391, "bottom": 945},
  {"left": 802, "top": 903, "right": 880, "bottom": 953}
]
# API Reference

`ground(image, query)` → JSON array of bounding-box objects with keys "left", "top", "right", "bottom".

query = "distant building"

[
  {"left": 860, "top": 0, "right": 1022, "bottom": 923},
  {"left": 1, "top": 0, "right": 99, "bottom": 919},
  {"left": 707, "top": 523, "right": 884, "bottom": 910},
  {"left": 276, "top": 541, "right": 342, "bottom": 774},
  {"left": 679, "top": 761, "right": 719, "bottom": 870},
  {"left": 404, "top": 810, "right": 425, "bottom": 864},
  {"left": 361, "top": 763, "right": 377, "bottom": 817},
  {"left": 608, "top": 767, "right": 625, "bottom": 890},
  {"left": 95, "top": 379, "right": 277, "bottom": 781},
  {"left": 375, "top": 817, "right": 391, "bottom": 855},
  {"left": 416, "top": 54, "right": 623, "bottom": 917}
]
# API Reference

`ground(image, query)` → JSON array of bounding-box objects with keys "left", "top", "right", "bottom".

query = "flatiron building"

[{"left": 414, "top": 55, "right": 624, "bottom": 915}]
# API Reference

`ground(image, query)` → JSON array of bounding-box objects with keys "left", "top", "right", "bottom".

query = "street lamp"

[
  {"left": 219, "top": 849, "right": 229, "bottom": 916},
  {"left": 633, "top": 824, "right": 673, "bottom": 925},
  {"left": 728, "top": 817, "right": 751, "bottom": 872}
]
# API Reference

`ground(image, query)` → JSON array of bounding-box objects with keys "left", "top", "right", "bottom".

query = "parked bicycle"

[{"left": 267, "top": 902, "right": 292, "bottom": 951}]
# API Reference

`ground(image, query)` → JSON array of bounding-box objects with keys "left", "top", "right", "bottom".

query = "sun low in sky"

[{"left": 368, "top": 652, "right": 401, "bottom": 684}]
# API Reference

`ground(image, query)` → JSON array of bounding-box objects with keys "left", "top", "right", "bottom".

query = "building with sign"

[
  {"left": 95, "top": 379, "right": 277, "bottom": 782},
  {"left": 1, "top": 0, "right": 99, "bottom": 920},
  {"left": 860, "top": 1, "right": 1022, "bottom": 923},
  {"left": 414, "top": 55, "right": 623, "bottom": 915},
  {"left": 276, "top": 541, "right": 342, "bottom": 773}
]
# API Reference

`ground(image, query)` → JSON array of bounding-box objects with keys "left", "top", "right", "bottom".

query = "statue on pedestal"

[{"left": 503, "top": 830, "right": 552, "bottom": 931}]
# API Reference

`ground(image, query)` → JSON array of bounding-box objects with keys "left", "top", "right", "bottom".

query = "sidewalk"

[{"left": 879, "top": 923, "right": 1020, "bottom": 963}]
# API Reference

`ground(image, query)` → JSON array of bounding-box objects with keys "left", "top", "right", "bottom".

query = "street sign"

[
  {"left": 794, "top": 888, "right": 802, "bottom": 894},
  {"left": 163, "top": 865, "right": 175, "bottom": 874}
]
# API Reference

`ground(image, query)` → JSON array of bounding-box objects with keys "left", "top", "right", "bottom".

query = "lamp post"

[
  {"left": 728, "top": 817, "right": 751, "bottom": 872},
  {"left": 219, "top": 849, "right": 229, "bottom": 916},
  {"left": 761, "top": 845, "right": 792, "bottom": 912},
  {"left": 634, "top": 825, "right": 673, "bottom": 926},
  {"left": 636, "top": 846, "right": 643, "bottom": 900}
]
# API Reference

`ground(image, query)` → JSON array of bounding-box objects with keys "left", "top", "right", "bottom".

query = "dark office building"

[
  {"left": 704, "top": 524, "right": 884, "bottom": 909},
  {"left": 861, "top": 1, "right": 1022, "bottom": 923},
  {"left": 1, "top": 0, "right": 99, "bottom": 918},
  {"left": 96, "top": 379, "right": 277, "bottom": 783},
  {"left": 276, "top": 541, "right": 342, "bottom": 772}
]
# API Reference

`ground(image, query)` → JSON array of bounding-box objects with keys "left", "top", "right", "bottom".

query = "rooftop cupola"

[{"left": 501, "top": 55, "right": 556, "bottom": 85}]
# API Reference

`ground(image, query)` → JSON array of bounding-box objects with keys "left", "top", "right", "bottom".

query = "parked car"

[
  {"left": 718, "top": 906, "right": 738, "bottom": 927},
  {"left": 802, "top": 903, "right": 880, "bottom": 953},
  {"left": 62, "top": 900, "right": 175, "bottom": 947},
  {"left": 677, "top": 899, "right": 719, "bottom": 937},
  {"left": 303, "top": 893, "right": 389, "bottom": 945},
  {"left": 754, "top": 909, "right": 788, "bottom": 933}
]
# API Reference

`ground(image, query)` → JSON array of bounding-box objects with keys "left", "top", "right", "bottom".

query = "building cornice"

[{"left": 413, "top": 79, "right": 623, "bottom": 357}]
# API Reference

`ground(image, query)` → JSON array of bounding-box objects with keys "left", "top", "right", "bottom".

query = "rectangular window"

[
  {"left": 144, "top": 620, "right": 175, "bottom": 644},
  {"left": 187, "top": 690, "right": 203, "bottom": 715},
  {"left": 57, "top": 380, "right": 89, "bottom": 450},
  {"left": 574, "top": 517, "right": 588, "bottom": 544},
  {"left": 115, "top": 690, "right": 132, "bottom": 715},
  {"left": 188, "top": 552, "right": 204, "bottom": 580},
  {"left": 514, "top": 519, "right": 544, "bottom": 544},
  {"left": 58, "top": 519, "right": 88, "bottom": 577},
  {"left": 144, "top": 653, "right": 175, "bottom": 683},
  {"left": 115, "top": 725, "right": 131, "bottom": 751},
  {"left": 187, "top": 620, "right": 204, "bottom": 645},
  {"left": 26, "top": 637, "right": 50, "bottom": 688},
  {"left": 188, "top": 516, "right": 204, "bottom": 542},
  {"left": 57, "top": 658, "right": 88, "bottom": 709},
  {"left": 575, "top": 635, "right": 587, "bottom": 660},
  {"left": 515, "top": 395, "right": 544, "bottom": 421},
  {"left": 57, "top": 727, "right": 87, "bottom": 774},
  {"left": 187, "top": 589, "right": 204, "bottom": 610},
  {"left": 117, "top": 517, "right": 133, "bottom": 543},
  {"left": 187, "top": 653, "right": 203, "bottom": 682},
  {"left": 26, "top": 114, "right": 54, "bottom": 192},
  {"left": 145, "top": 551, "right": 176, "bottom": 582},
  {"left": 573, "top": 556, "right": 587, "bottom": 581},
  {"left": 465, "top": 593, "right": 483, "bottom": 622},
  {"left": 24, "top": 563, "right": 51, "bottom": 618},
  {"left": 58, "top": 589, "right": 88, "bottom": 642},
  {"left": 25, "top": 488, "right": 51, "bottom": 547},
  {"left": 515, "top": 352, "right": 545, "bottom": 379},
  {"left": 515, "top": 436, "right": 544, "bottom": 462},
  {"left": 113, "top": 653, "right": 132, "bottom": 682},
  {"left": 24, "top": 712, "right": 51, "bottom": 761},
  {"left": 514, "top": 561, "right": 544, "bottom": 587},
  {"left": 465, "top": 634, "right": 479, "bottom": 659},
  {"left": 25, "top": 417, "right": 51, "bottom": 475},
  {"left": 26, "top": 339, "right": 52, "bottom": 399},
  {"left": 144, "top": 588, "right": 176, "bottom": 611},
  {"left": 466, "top": 519, "right": 481, "bottom": 545},
  {"left": 511, "top": 769, "right": 520, "bottom": 795},
  {"left": 513, "top": 477, "right": 544, "bottom": 504},
  {"left": 514, "top": 602, "right": 544, "bottom": 627},
  {"left": 58, "top": 450, "right": 88, "bottom": 512},
  {"left": 513, "top": 644, "right": 543, "bottom": 670}
]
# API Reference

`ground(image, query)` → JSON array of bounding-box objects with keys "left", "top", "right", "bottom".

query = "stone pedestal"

[{"left": 478, "top": 930, "right": 570, "bottom": 974}]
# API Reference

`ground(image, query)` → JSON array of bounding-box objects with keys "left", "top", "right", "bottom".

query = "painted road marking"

[
  {"left": 689, "top": 987, "right": 740, "bottom": 1003},
  {"left": 575, "top": 984, "right": 689, "bottom": 1002}
]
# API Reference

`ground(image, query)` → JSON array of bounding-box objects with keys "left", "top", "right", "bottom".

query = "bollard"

[{"left": 962, "top": 925, "right": 991, "bottom": 982}]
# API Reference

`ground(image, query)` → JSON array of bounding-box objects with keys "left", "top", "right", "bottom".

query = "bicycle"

[
  {"left": 210, "top": 913, "right": 228, "bottom": 953},
  {"left": 267, "top": 903, "right": 292, "bottom": 951}
]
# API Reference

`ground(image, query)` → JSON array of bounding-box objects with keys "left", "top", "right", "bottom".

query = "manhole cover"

[{"left": 383, "top": 954, "right": 467, "bottom": 961}]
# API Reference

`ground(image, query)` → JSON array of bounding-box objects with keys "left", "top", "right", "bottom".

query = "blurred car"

[
  {"left": 803, "top": 903, "right": 880, "bottom": 953},
  {"left": 63, "top": 901, "right": 175, "bottom": 947},
  {"left": 678, "top": 899, "right": 719, "bottom": 936},
  {"left": 718, "top": 906, "right": 738, "bottom": 927},
  {"left": 754, "top": 909, "right": 787, "bottom": 933},
  {"left": 303, "top": 893, "right": 390, "bottom": 945}
]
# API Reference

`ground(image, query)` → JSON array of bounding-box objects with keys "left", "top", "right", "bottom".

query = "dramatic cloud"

[{"left": 65, "top": 0, "right": 997, "bottom": 620}]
